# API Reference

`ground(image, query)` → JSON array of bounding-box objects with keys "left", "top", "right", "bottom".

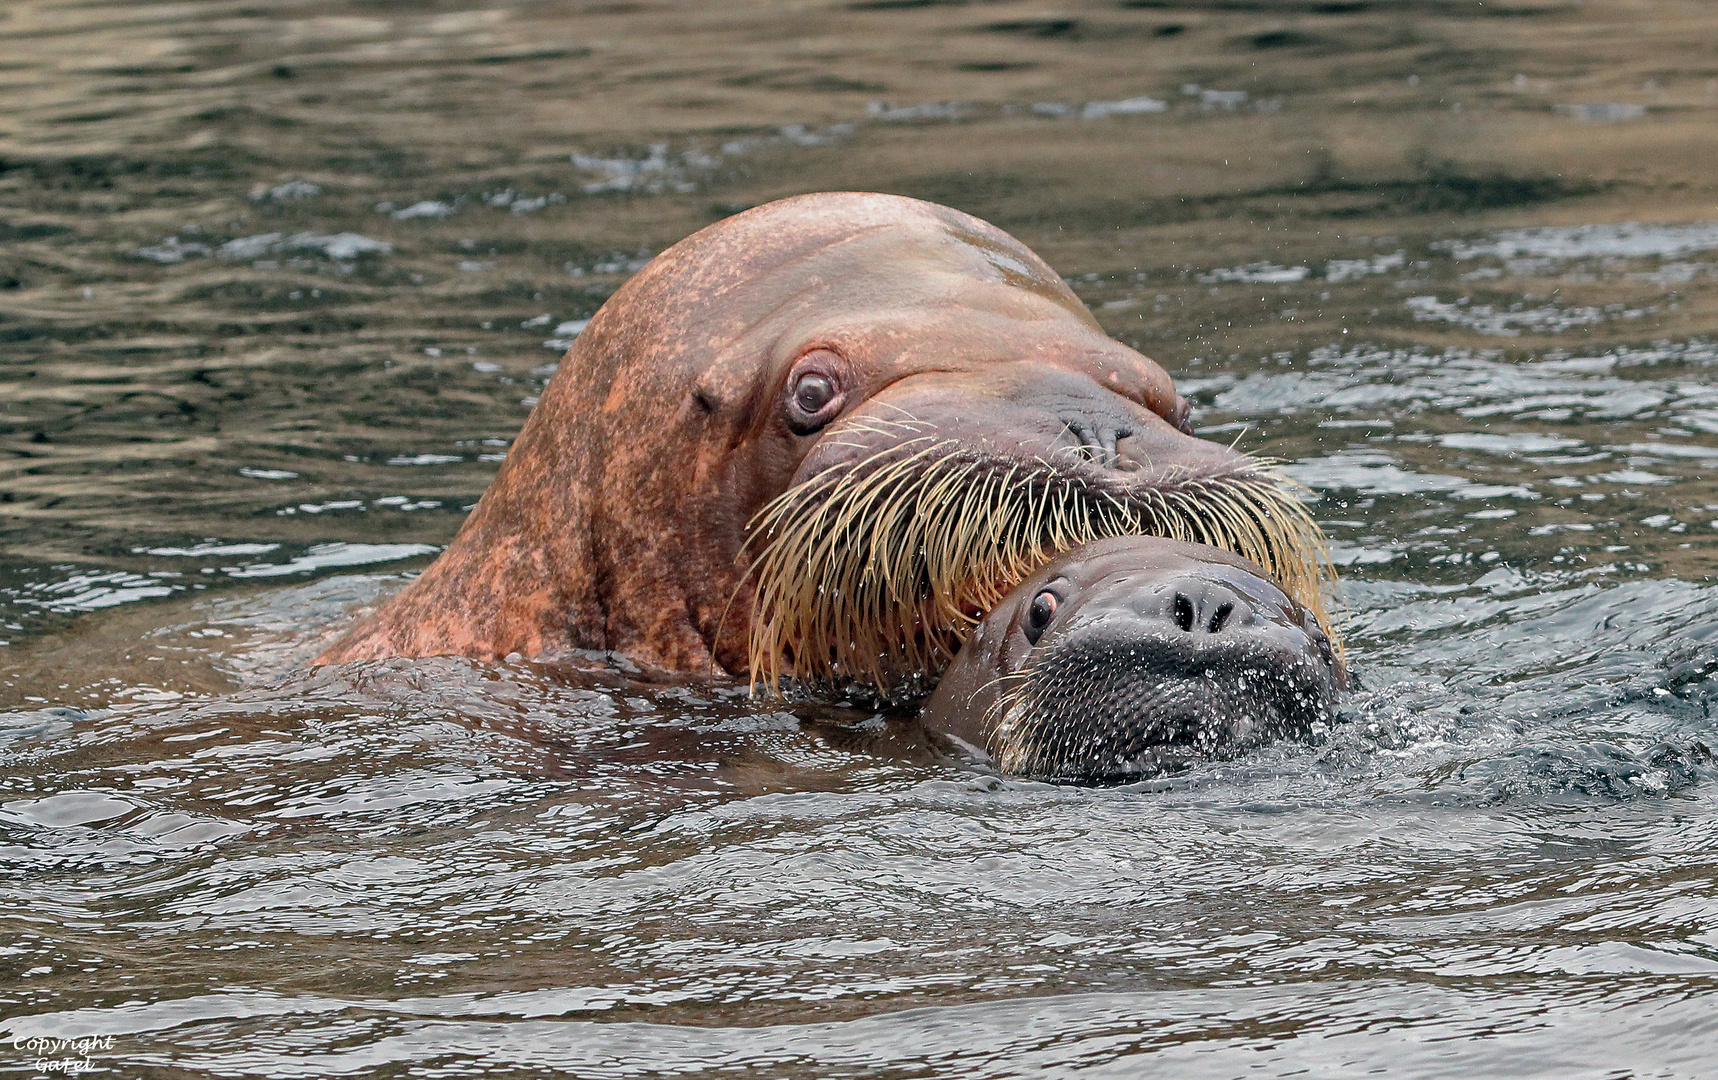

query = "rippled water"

[{"left": 4, "top": 2, "right": 1718, "bottom": 1076}]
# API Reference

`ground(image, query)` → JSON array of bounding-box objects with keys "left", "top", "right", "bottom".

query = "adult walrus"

[
  {"left": 921, "top": 536, "right": 1343, "bottom": 780},
  {"left": 319, "top": 192, "right": 1336, "bottom": 699}
]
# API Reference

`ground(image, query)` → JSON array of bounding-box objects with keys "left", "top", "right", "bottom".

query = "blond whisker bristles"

[{"left": 741, "top": 442, "right": 1341, "bottom": 699}]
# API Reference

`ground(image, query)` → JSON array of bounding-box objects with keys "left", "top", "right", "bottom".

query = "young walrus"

[{"left": 921, "top": 536, "right": 1343, "bottom": 781}]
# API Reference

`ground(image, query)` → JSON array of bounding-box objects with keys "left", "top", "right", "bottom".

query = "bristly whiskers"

[{"left": 738, "top": 438, "right": 1339, "bottom": 700}]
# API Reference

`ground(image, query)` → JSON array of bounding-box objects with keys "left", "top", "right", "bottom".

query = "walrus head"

[
  {"left": 318, "top": 192, "right": 1336, "bottom": 697},
  {"left": 920, "top": 536, "right": 1343, "bottom": 781}
]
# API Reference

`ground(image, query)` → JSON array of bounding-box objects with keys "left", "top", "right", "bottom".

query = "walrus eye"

[
  {"left": 1024, "top": 589, "right": 1060, "bottom": 645},
  {"left": 795, "top": 374, "right": 835, "bottom": 412},
  {"left": 786, "top": 371, "right": 842, "bottom": 433}
]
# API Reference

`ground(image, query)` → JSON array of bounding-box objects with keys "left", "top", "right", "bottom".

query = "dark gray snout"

[
  {"left": 921, "top": 537, "right": 1344, "bottom": 783},
  {"left": 1001, "top": 588, "right": 1337, "bottom": 779}
]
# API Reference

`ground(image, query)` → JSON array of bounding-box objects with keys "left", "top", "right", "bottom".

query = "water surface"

[{"left": 3, "top": 2, "right": 1717, "bottom": 1076}]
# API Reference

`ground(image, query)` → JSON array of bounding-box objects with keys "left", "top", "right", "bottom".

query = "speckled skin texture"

[{"left": 317, "top": 192, "right": 1231, "bottom": 674}]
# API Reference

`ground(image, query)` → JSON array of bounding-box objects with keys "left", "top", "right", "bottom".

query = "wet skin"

[
  {"left": 921, "top": 536, "right": 1343, "bottom": 782},
  {"left": 317, "top": 192, "right": 1305, "bottom": 687}
]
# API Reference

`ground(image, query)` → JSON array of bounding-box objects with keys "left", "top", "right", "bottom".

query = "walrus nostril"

[
  {"left": 1172, "top": 593, "right": 1196, "bottom": 633},
  {"left": 1208, "top": 601, "right": 1234, "bottom": 634},
  {"left": 1061, "top": 419, "right": 1124, "bottom": 466},
  {"left": 1113, "top": 433, "right": 1145, "bottom": 473},
  {"left": 1161, "top": 581, "right": 1253, "bottom": 635}
]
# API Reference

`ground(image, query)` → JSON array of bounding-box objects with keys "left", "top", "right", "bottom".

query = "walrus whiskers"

[
  {"left": 985, "top": 672, "right": 1053, "bottom": 777},
  {"left": 740, "top": 442, "right": 1340, "bottom": 699}
]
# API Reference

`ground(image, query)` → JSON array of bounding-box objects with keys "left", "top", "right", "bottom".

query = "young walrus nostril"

[
  {"left": 921, "top": 535, "right": 1344, "bottom": 782},
  {"left": 1162, "top": 579, "right": 1252, "bottom": 635},
  {"left": 1208, "top": 600, "right": 1235, "bottom": 634}
]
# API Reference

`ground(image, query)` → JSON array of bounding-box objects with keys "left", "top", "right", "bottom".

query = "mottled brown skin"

[
  {"left": 922, "top": 536, "right": 1342, "bottom": 780},
  {"left": 318, "top": 192, "right": 1244, "bottom": 674}
]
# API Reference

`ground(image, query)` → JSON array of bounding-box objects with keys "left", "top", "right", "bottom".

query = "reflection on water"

[{"left": 3, "top": 1, "right": 1718, "bottom": 1076}]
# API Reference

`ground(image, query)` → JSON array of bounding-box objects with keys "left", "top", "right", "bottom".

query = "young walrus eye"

[
  {"left": 785, "top": 361, "right": 844, "bottom": 434},
  {"left": 1024, "top": 589, "right": 1060, "bottom": 646}
]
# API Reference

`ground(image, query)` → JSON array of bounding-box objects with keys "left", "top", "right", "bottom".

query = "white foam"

[{"left": 1448, "top": 222, "right": 1718, "bottom": 261}]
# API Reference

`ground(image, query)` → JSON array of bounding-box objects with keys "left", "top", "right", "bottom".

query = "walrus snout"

[
  {"left": 1149, "top": 576, "right": 1257, "bottom": 637},
  {"left": 1000, "top": 624, "right": 1336, "bottom": 781},
  {"left": 921, "top": 537, "right": 1342, "bottom": 782}
]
